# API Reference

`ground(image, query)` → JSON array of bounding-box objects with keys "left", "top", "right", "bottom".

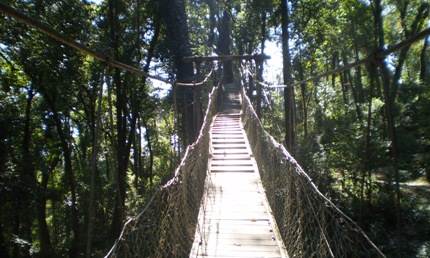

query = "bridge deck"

[{"left": 190, "top": 84, "right": 287, "bottom": 258}]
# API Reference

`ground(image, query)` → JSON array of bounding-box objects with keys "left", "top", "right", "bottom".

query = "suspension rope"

[
  {"left": 104, "top": 77, "right": 221, "bottom": 258},
  {"left": 165, "top": 79, "right": 219, "bottom": 185},
  {"left": 240, "top": 86, "right": 386, "bottom": 257},
  {"left": 175, "top": 68, "right": 214, "bottom": 87},
  {"left": 0, "top": 3, "right": 197, "bottom": 85},
  {"left": 0, "top": 3, "right": 224, "bottom": 88},
  {"left": 247, "top": 27, "right": 430, "bottom": 89},
  {"left": 104, "top": 190, "right": 160, "bottom": 258}
]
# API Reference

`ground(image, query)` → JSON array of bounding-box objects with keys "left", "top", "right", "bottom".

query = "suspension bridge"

[
  {"left": 104, "top": 68, "right": 386, "bottom": 258},
  {"left": 2, "top": 4, "right": 429, "bottom": 257}
]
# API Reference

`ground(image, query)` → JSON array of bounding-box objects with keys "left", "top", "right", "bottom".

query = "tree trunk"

[
  {"left": 298, "top": 59, "right": 308, "bottom": 138},
  {"left": 360, "top": 64, "right": 377, "bottom": 221},
  {"left": 143, "top": 120, "right": 154, "bottom": 186},
  {"left": 354, "top": 45, "right": 364, "bottom": 102},
  {"left": 37, "top": 156, "right": 58, "bottom": 258},
  {"left": 256, "top": 11, "right": 267, "bottom": 118},
  {"left": 339, "top": 66, "right": 349, "bottom": 107},
  {"left": 420, "top": 36, "right": 429, "bottom": 83},
  {"left": 343, "top": 53, "right": 363, "bottom": 121},
  {"left": 205, "top": 0, "right": 217, "bottom": 48},
  {"left": 85, "top": 73, "right": 104, "bottom": 258},
  {"left": 373, "top": 0, "right": 401, "bottom": 229},
  {"left": 218, "top": 7, "right": 234, "bottom": 83},
  {"left": 281, "top": 0, "right": 296, "bottom": 154},
  {"left": 0, "top": 223, "right": 9, "bottom": 258},
  {"left": 392, "top": 3, "right": 429, "bottom": 102},
  {"left": 50, "top": 108, "right": 80, "bottom": 258},
  {"left": 159, "top": 0, "right": 196, "bottom": 145},
  {"left": 20, "top": 87, "right": 35, "bottom": 247},
  {"left": 108, "top": 0, "right": 130, "bottom": 240}
]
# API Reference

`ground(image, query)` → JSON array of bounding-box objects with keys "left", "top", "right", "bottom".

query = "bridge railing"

[
  {"left": 104, "top": 77, "right": 220, "bottom": 258},
  {"left": 240, "top": 87, "right": 385, "bottom": 258}
]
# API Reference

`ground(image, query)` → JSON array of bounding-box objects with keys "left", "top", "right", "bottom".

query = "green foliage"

[
  {"left": 0, "top": 0, "right": 188, "bottom": 257},
  {"left": 253, "top": 0, "right": 430, "bottom": 256},
  {"left": 0, "top": 0, "right": 429, "bottom": 257}
]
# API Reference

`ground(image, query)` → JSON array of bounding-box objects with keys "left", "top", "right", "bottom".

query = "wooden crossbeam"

[{"left": 183, "top": 54, "right": 270, "bottom": 63}]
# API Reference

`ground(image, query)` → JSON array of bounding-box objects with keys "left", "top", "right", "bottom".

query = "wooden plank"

[
  {"left": 212, "top": 129, "right": 242, "bottom": 132},
  {"left": 215, "top": 116, "right": 240, "bottom": 118},
  {"left": 200, "top": 227, "right": 275, "bottom": 237},
  {"left": 212, "top": 155, "right": 251, "bottom": 160},
  {"left": 193, "top": 254, "right": 281, "bottom": 258},
  {"left": 203, "top": 197, "right": 264, "bottom": 207},
  {"left": 213, "top": 121, "right": 239, "bottom": 123},
  {"left": 201, "top": 232, "right": 274, "bottom": 240},
  {"left": 211, "top": 136, "right": 245, "bottom": 140},
  {"left": 212, "top": 144, "right": 248, "bottom": 149},
  {"left": 212, "top": 149, "right": 249, "bottom": 154},
  {"left": 212, "top": 133, "right": 244, "bottom": 136},
  {"left": 193, "top": 255, "right": 281, "bottom": 258},
  {"left": 191, "top": 108, "right": 287, "bottom": 258},
  {"left": 212, "top": 124, "right": 241, "bottom": 126},
  {"left": 202, "top": 214, "right": 269, "bottom": 221},
  {"left": 211, "top": 140, "right": 246, "bottom": 144},
  {"left": 201, "top": 219, "right": 271, "bottom": 227},
  {"left": 214, "top": 118, "right": 240, "bottom": 121},
  {"left": 193, "top": 256, "right": 281, "bottom": 258},
  {"left": 210, "top": 166, "right": 254, "bottom": 172},
  {"left": 212, "top": 126, "right": 240, "bottom": 128},
  {"left": 211, "top": 160, "right": 253, "bottom": 165},
  {"left": 196, "top": 244, "right": 280, "bottom": 253},
  {"left": 212, "top": 123, "right": 240, "bottom": 125},
  {"left": 214, "top": 122, "right": 240, "bottom": 124},
  {"left": 205, "top": 213, "right": 272, "bottom": 221},
  {"left": 195, "top": 249, "right": 280, "bottom": 256},
  {"left": 205, "top": 187, "right": 262, "bottom": 194},
  {"left": 204, "top": 199, "right": 265, "bottom": 206},
  {"left": 192, "top": 249, "right": 280, "bottom": 257},
  {"left": 211, "top": 129, "right": 242, "bottom": 132}
]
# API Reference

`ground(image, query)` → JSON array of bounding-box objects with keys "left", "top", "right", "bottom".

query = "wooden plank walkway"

[{"left": 190, "top": 84, "right": 288, "bottom": 258}]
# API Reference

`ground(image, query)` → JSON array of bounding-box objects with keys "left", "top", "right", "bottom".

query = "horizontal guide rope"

[
  {"left": 183, "top": 54, "right": 270, "bottom": 63},
  {"left": 243, "top": 69, "right": 287, "bottom": 88},
  {"left": 246, "top": 27, "right": 429, "bottom": 89},
  {"left": 0, "top": 3, "right": 220, "bottom": 87},
  {"left": 104, "top": 80, "right": 221, "bottom": 257},
  {"left": 175, "top": 68, "right": 214, "bottom": 87},
  {"left": 164, "top": 81, "right": 219, "bottom": 186},
  {"left": 0, "top": 3, "right": 172, "bottom": 83},
  {"left": 240, "top": 86, "right": 386, "bottom": 257}
]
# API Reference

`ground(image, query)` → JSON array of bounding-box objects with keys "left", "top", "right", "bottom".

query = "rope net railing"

[
  {"left": 104, "top": 76, "right": 220, "bottom": 258},
  {"left": 240, "top": 87, "right": 385, "bottom": 258}
]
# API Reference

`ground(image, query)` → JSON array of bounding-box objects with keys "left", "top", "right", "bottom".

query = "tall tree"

[
  {"left": 217, "top": 1, "right": 234, "bottom": 83},
  {"left": 281, "top": 0, "right": 296, "bottom": 153},
  {"left": 159, "top": 0, "right": 196, "bottom": 145}
]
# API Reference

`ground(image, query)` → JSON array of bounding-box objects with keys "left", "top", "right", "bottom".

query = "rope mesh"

[
  {"left": 104, "top": 82, "right": 219, "bottom": 258},
  {"left": 240, "top": 87, "right": 385, "bottom": 258}
]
